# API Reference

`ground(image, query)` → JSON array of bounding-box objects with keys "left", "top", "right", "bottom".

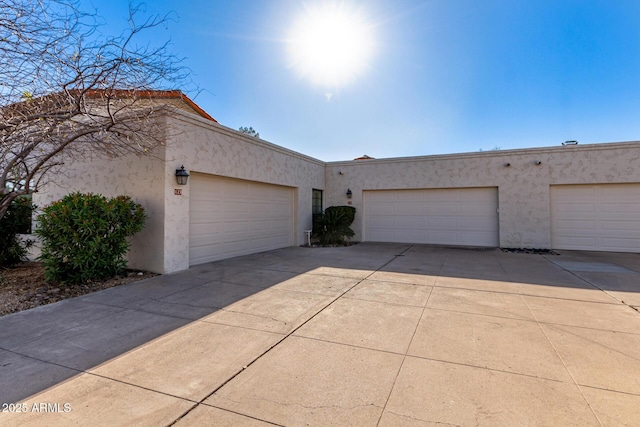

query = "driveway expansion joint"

[{"left": 3, "top": 244, "right": 639, "bottom": 425}]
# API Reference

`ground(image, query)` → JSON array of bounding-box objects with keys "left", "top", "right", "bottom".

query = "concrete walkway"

[{"left": 1, "top": 243, "right": 639, "bottom": 426}]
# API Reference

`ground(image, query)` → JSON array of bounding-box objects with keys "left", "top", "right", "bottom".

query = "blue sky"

[{"left": 84, "top": 0, "right": 640, "bottom": 161}]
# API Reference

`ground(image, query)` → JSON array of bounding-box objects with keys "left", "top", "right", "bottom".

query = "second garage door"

[
  {"left": 189, "top": 173, "right": 294, "bottom": 266},
  {"left": 363, "top": 187, "right": 499, "bottom": 247},
  {"left": 551, "top": 184, "right": 640, "bottom": 252}
]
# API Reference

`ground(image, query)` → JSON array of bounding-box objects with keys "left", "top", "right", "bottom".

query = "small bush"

[
  {"left": 312, "top": 212, "right": 323, "bottom": 237},
  {"left": 0, "top": 196, "right": 36, "bottom": 267},
  {"left": 35, "top": 193, "right": 146, "bottom": 284},
  {"left": 314, "top": 205, "right": 356, "bottom": 246}
]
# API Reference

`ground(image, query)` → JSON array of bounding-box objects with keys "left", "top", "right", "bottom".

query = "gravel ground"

[{"left": 0, "top": 262, "right": 157, "bottom": 317}]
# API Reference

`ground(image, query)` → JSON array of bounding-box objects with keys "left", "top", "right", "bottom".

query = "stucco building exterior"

[{"left": 35, "top": 95, "right": 640, "bottom": 274}]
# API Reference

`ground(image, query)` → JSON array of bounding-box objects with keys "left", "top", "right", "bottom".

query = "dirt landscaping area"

[{"left": 0, "top": 262, "right": 157, "bottom": 317}]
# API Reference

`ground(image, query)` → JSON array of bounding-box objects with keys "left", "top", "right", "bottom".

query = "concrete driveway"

[{"left": 1, "top": 243, "right": 639, "bottom": 426}]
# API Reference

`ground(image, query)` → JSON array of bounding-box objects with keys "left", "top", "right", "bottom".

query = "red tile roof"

[{"left": 80, "top": 89, "right": 217, "bottom": 122}]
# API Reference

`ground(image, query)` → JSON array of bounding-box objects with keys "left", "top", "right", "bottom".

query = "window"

[{"left": 312, "top": 189, "right": 323, "bottom": 214}]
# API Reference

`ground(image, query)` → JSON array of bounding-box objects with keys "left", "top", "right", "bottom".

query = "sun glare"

[{"left": 286, "top": 2, "right": 375, "bottom": 89}]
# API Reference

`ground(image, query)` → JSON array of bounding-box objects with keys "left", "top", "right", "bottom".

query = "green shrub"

[
  {"left": 314, "top": 205, "right": 356, "bottom": 246},
  {"left": 35, "top": 193, "right": 146, "bottom": 284},
  {"left": 0, "top": 196, "right": 36, "bottom": 267},
  {"left": 329, "top": 205, "right": 356, "bottom": 225},
  {"left": 312, "top": 212, "right": 323, "bottom": 237}
]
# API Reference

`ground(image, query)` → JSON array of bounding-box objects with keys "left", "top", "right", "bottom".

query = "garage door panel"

[
  {"left": 364, "top": 187, "right": 498, "bottom": 247},
  {"left": 224, "top": 200, "right": 249, "bottom": 213},
  {"left": 599, "top": 187, "right": 637, "bottom": 199},
  {"left": 551, "top": 184, "right": 640, "bottom": 252},
  {"left": 368, "top": 203, "right": 395, "bottom": 215},
  {"left": 601, "top": 220, "right": 640, "bottom": 232},
  {"left": 555, "top": 208, "right": 596, "bottom": 221},
  {"left": 600, "top": 205, "right": 640, "bottom": 219},
  {"left": 189, "top": 174, "right": 294, "bottom": 266},
  {"left": 251, "top": 200, "right": 273, "bottom": 210},
  {"left": 458, "top": 218, "right": 497, "bottom": 231},
  {"left": 463, "top": 187, "right": 497, "bottom": 199},
  {"left": 465, "top": 231, "right": 500, "bottom": 246},
  {"left": 190, "top": 247, "right": 221, "bottom": 263},
  {"left": 428, "top": 217, "right": 458, "bottom": 229},
  {"left": 250, "top": 221, "right": 273, "bottom": 232},
  {"left": 191, "top": 198, "right": 220, "bottom": 209},
  {"left": 557, "top": 219, "right": 596, "bottom": 230},
  {"left": 190, "top": 212, "right": 218, "bottom": 224},
  {"left": 395, "top": 192, "right": 424, "bottom": 203},
  {"left": 368, "top": 216, "right": 396, "bottom": 228},
  {"left": 190, "top": 235, "right": 219, "bottom": 249},
  {"left": 397, "top": 216, "right": 425, "bottom": 228},
  {"left": 424, "top": 191, "right": 457, "bottom": 202},
  {"left": 367, "top": 230, "right": 397, "bottom": 241},
  {"left": 224, "top": 179, "right": 248, "bottom": 194},
  {"left": 395, "top": 204, "right": 424, "bottom": 215},
  {"left": 601, "top": 222, "right": 640, "bottom": 236},
  {"left": 556, "top": 203, "right": 595, "bottom": 212},
  {"left": 556, "top": 236, "right": 596, "bottom": 247},
  {"left": 271, "top": 203, "right": 293, "bottom": 216},
  {"left": 220, "top": 240, "right": 249, "bottom": 255},
  {"left": 601, "top": 238, "right": 640, "bottom": 252},
  {"left": 429, "top": 231, "right": 455, "bottom": 244},
  {"left": 556, "top": 186, "right": 593, "bottom": 197},
  {"left": 221, "top": 221, "right": 250, "bottom": 234},
  {"left": 190, "top": 224, "right": 221, "bottom": 237},
  {"left": 555, "top": 206, "right": 595, "bottom": 216},
  {"left": 428, "top": 204, "right": 458, "bottom": 215},
  {"left": 458, "top": 200, "right": 497, "bottom": 211}
]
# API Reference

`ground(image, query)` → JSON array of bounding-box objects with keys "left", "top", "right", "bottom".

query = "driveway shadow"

[{"left": 0, "top": 242, "right": 638, "bottom": 405}]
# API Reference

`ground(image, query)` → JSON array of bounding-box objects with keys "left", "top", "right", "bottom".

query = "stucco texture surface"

[
  {"left": 163, "top": 113, "right": 325, "bottom": 271},
  {"left": 32, "top": 103, "right": 640, "bottom": 273},
  {"left": 325, "top": 143, "right": 640, "bottom": 248}
]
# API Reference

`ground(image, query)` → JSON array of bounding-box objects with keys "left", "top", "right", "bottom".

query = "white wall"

[
  {"left": 34, "top": 109, "right": 325, "bottom": 274},
  {"left": 34, "top": 131, "right": 168, "bottom": 273},
  {"left": 161, "top": 110, "right": 326, "bottom": 272},
  {"left": 33, "top": 103, "right": 640, "bottom": 273},
  {"left": 325, "top": 142, "right": 640, "bottom": 249}
]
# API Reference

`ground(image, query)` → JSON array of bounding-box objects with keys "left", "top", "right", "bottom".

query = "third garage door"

[
  {"left": 551, "top": 184, "right": 640, "bottom": 252},
  {"left": 363, "top": 187, "right": 499, "bottom": 247}
]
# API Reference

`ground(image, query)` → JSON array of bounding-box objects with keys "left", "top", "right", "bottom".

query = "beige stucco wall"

[
  {"left": 162, "top": 110, "right": 326, "bottom": 272},
  {"left": 35, "top": 108, "right": 325, "bottom": 274},
  {"left": 34, "top": 128, "right": 168, "bottom": 273},
  {"left": 32, "top": 101, "right": 640, "bottom": 273},
  {"left": 325, "top": 142, "right": 640, "bottom": 249}
]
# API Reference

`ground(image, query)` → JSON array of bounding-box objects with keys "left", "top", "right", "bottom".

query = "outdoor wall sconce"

[
  {"left": 175, "top": 165, "right": 190, "bottom": 185},
  {"left": 346, "top": 188, "right": 352, "bottom": 199},
  {"left": 535, "top": 160, "right": 542, "bottom": 165}
]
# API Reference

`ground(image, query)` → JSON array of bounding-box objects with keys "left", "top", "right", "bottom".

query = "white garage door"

[
  {"left": 551, "top": 184, "right": 640, "bottom": 252},
  {"left": 189, "top": 173, "right": 294, "bottom": 266},
  {"left": 364, "top": 187, "right": 499, "bottom": 247}
]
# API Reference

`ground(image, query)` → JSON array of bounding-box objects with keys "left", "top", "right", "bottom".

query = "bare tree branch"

[{"left": 0, "top": 0, "right": 192, "bottom": 219}]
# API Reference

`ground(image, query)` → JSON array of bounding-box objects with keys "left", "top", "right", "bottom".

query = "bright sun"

[{"left": 286, "top": 2, "right": 375, "bottom": 89}]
